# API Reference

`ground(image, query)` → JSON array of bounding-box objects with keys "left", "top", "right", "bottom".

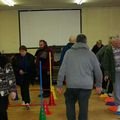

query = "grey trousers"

[
  {"left": 64, "top": 88, "right": 91, "bottom": 120},
  {"left": 114, "top": 72, "right": 120, "bottom": 105}
]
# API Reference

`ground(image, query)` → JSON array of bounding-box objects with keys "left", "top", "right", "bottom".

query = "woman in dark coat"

[
  {"left": 12, "top": 46, "right": 35, "bottom": 109},
  {"left": 35, "top": 40, "right": 54, "bottom": 98}
]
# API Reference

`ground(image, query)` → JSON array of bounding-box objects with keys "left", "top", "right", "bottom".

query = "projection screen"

[{"left": 19, "top": 9, "right": 81, "bottom": 48}]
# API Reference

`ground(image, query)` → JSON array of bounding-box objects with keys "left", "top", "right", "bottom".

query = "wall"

[
  {"left": 0, "top": 7, "right": 120, "bottom": 54},
  {"left": 0, "top": 10, "right": 19, "bottom": 53},
  {"left": 82, "top": 7, "right": 120, "bottom": 48}
]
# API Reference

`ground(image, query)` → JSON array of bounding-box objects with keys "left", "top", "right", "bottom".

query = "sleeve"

[
  {"left": 96, "top": 46, "right": 105, "bottom": 64},
  {"left": 92, "top": 54, "right": 103, "bottom": 87},
  {"left": 5, "top": 63, "right": 16, "bottom": 93},
  {"left": 57, "top": 52, "right": 67, "bottom": 88},
  {"left": 12, "top": 55, "right": 20, "bottom": 74},
  {"left": 59, "top": 46, "right": 67, "bottom": 65},
  {"left": 102, "top": 49, "right": 111, "bottom": 76}
]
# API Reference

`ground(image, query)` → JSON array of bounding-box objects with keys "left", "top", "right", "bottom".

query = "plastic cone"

[
  {"left": 108, "top": 106, "right": 117, "bottom": 112},
  {"left": 39, "top": 106, "right": 46, "bottom": 120},
  {"left": 51, "top": 86, "right": 57, "bottom": 100},
  {"left": 104, "top": 97, "right": 114, "bottom": 103},
  {"left": 43, "top": 100, "right": 51, "bottom": 115},
  {"left": 49, "top": 92, "right": 56, "bottom": 106},
  {"left": 106, "top": 102, "right": 116, "bottom": 106}
]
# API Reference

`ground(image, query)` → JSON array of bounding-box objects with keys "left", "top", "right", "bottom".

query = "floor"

[{"left": 8, "top": 85, "right": 120, "bottom": 120}]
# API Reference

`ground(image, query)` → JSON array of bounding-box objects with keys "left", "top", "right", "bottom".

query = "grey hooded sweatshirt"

[{"left": 57, "top": 43, "right": 102, "bottom": 89}]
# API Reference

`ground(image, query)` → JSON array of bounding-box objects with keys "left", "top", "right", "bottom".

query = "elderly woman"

[{"left": 0, "top": 53, "right": 16, "bottom": 120}]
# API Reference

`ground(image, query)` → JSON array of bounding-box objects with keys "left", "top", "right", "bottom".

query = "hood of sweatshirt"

[{"left": 71, "top": 43, "right": 89, "bottom": 50}]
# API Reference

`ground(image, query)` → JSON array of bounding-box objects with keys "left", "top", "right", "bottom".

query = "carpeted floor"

[{"left": 8, "top": 85, "right": 120, "bottom": 120}]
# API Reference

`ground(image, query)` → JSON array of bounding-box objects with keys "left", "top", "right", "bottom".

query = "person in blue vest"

[{"left": 60, "top": 36, "right": 76, "bottom": 65}]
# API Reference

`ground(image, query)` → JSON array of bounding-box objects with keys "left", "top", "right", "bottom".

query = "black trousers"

[
  {"left": 41, "top": 70, "right": 50, "bottom": 96},
  {"left": 64, "top": 88, "right": 91, "bottom": 120},
  {"left": 19, "top": 77, "right": 30, "bottom": 104},
  {"left": 0, "top": 96, "right": 9, "bottom": 120},
  {"left": 102, "top": 80, "right": 113, "bottom": 94}
]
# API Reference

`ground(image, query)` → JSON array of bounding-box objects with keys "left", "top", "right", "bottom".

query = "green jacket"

[
  {"left": 102, "top": 45, "right": 115, "bottom": 82},
  {"left": 96, "top": 45, "right": 108, "bottom": 66}
]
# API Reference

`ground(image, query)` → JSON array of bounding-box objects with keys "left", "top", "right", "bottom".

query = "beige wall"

[
  {"left": 0, "top": 7, "right": 120, "bottom": 53},
  {"left": 0, "top": 10, "right": 19, "bottom": 53},
  {"left": 82, "top": 7, "right": 120, "bottom": 48}
]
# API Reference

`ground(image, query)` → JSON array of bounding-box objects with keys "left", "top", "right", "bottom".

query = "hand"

[
  {"left": 96, "top": 87, "right": 102, "bottom": 94},
  {"left": 19, "top": 70, "right": 25, "bottom": 75},
  {"left": 10, "top": 92, "right": 16, "bottom": 100},
  {"left": 35, "top": 77, "right": 39, "bottom": 80},
  {"left": 104, "top": 75, "right": 109, "bottom": 81},
  {"left": 47, "top": 71, "right": 50, "bottom": 75},
  {"left": 57, "top": 87, "right": 63, "bottom": 94}
]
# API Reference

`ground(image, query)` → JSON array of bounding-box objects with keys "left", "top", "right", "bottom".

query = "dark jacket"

[
  {"left": 35, "top": 47, "right": 54, "bottom": 75},
  {"left": 0, "top": 55, "right": 16, "bottom": 97},
  {"left": 92, "top": 44, "right": 104, "bottom": 54},
  {"left": 102, "top": 45, "right": 115, "bottom": 82},
  {"left": 60, "top": 43, "right": 74, "bottom": 65},
  {"left": 96, "top": 45, "right": 108, "bottom": 67},
  {"left": 12, "top": 53, "right": 36, "bottom": 85}
]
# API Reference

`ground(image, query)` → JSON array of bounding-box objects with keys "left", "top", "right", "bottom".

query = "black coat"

[{"left": 12, "top": 53, "right": 36, "bottom": 85}]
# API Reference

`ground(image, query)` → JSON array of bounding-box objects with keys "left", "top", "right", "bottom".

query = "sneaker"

[
  {"left": 25, "top": 103, "right": 30, "bottom": 110},
  {"left": 22, "top": 101, "right": 25, "bottom": 105},
  {"left": 108, "top": 93, "right": 113, "bottom": 97}
]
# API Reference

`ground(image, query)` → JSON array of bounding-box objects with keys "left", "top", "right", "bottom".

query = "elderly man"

[
  {"left": 57, "top": 34, "right": 102, "bottom": 120},
  {"left": 60, "top": 35, "right": 76, "bottom": 65},
  {"left": 103, "top": 35, "right": 120, "bottom": 115}
]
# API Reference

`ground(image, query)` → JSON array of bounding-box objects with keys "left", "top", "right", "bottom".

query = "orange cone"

[
  {"left": 43, "top": 100, "right": 51, "bottom": 115},
  {"left": 108, "top": 106, "right": 117, "bottom": 112},
  {"left": 49, "top": 92, "right": 56, "bottom": 106},
  {"left": 104, "top": 97, "right": 114, "bottom": 103}
]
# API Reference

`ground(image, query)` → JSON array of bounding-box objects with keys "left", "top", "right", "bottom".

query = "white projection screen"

[{"left": 19, "top": 9, "right": 81, "bottom": 48}]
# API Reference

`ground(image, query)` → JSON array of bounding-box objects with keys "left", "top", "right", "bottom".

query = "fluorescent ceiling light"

[
  {"left": 75, "top": 0, "right": 86, "bottom": 5},
  {"left": 1, "top": 0, "right": 15, "bottom": 6}
]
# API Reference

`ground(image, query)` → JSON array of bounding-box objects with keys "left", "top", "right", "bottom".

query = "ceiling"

[{"left": 0, "top": 0, "right": 120, "bottom": 10}]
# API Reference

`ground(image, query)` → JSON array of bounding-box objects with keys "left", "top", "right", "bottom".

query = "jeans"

[{"left": 64, "top": 88, "right": 91, "bottom": 120}]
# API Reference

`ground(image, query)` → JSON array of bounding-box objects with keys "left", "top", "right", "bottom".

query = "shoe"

[
  {"left": 22, "top": 101, "right": 25, "bottom": 105},
  {"left": 25, "top": 103, "right": 30, "bottom": 110},
  {"left": 43, "top": 94, "right": 50, "bottom": 98},
  {"left": 38, "top": 94, "right": 50, "bottom": 98},
  {"left": 108, "top": 93, "right": 113, "bottom": 97}
]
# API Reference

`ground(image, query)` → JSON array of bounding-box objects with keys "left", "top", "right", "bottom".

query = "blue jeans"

[{"left": 64, "top": 88, "right": 91, "bottom": 120}]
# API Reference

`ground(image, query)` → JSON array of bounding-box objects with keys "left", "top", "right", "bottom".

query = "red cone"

[
  {"left": 49, "top": 92, "right": 56, "bottom": 106},
  {"left": 43, "top": 100, "right": 51, "bottom": 115}
]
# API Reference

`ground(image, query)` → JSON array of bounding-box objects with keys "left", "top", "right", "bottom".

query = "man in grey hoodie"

[{"left": 57, "top": 34, "right": 102, "bottom": 120}]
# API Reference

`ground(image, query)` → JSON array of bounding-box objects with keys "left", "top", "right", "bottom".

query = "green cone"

[{"left": 39, "top": 106, "right": 46, "bottom": 120}]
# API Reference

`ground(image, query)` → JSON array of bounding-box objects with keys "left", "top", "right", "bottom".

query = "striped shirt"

[{"left": 113, "top": 47, "right": 120, "bottom": 72}]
